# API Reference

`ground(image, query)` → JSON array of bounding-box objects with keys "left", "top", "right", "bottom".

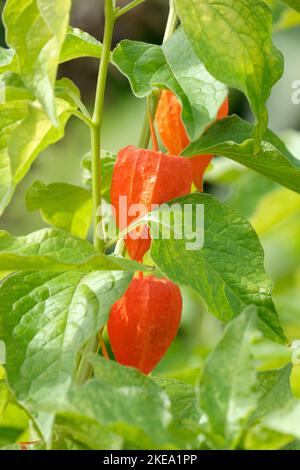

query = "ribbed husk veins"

[
  {"left": 108, "top": 276, "right": 183, "bottom": 374},
  {"left": 111, "top": 145, "right": 193, "bottom": 261},
  {"left": 156, "top": 91, "right": 229, "bottom": 191}
]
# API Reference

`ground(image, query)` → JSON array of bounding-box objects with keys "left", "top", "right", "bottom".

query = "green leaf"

[
  {"left": 0, "top": 98, "right": 75, "bottom": 216},
  {"left": 199, "top": 308, "right": 258, "bottom": 449},
  {"left": 0, "top": 270, "right": 132, "bottom": 441},
  {"left": 3, "top": 0, "right": 72, "bottom": 124},
  {"left": 112, "top": 28, "right": 227, "bottom": 141},
  {"left": 245, "top": 398, "right": 300, "bottom": 450},
  {"left": 0, "top": 74, "right": 80, "bottom": 107},
  {"left": 0, "top": 27, "right": 101, "bottom": 77},
  {"left": 0, "top": 228, "right": 151, "bottom": 272},
  {"left": 0, "top": 377, "right": 8, "bottom": 419},
  {"left": 262, "top": 400, "right": 300, "bottom": 440},
  {"left": 282, "top": 0, "right": 300, "bottom": 13},
  {"left": 245, "top": 425, "right": 293, "bottom": 450},
  {"left": 0, "top": 444, "right": 22, "bottom": 450},
  {"left": 0, "top": 101, "right": 27, "bottom": 214},
  {"left": 176, "top": 0, "right": 283, "bottom": 148},
  {"left": 0, "top": 402, "right": 29, "bottom": 447},
  {"left": 281, "top": 440, "right": 300, "bottom": 450},
  {"left": 274, "top": 8, "right": 300, "bottom": 32},
  {"left": 252, "top": 365, "right": 292, "bottom": 423},
  {"left": 26, "top": 181, "right": 92, "bottom": 239},
  {"left": 153, "top": 376, "right": 202, "bottom": 448},
  {"left": 81, "top": 150, "right": 116, "bottom": 201},
  {"left": 146, "top": 193, "right": 286, "bottom": 343},
  {"left": 51, "top": 433, "right": 91, "bottom": 450},
  {"left": 52, "top": 357, "right": 172, "bottom": 449},
  {"left": 54, "top": 420, "right": 122, "bottom": 450},
  {"left": 183, "top": 116, "right": 300, "bottom": 194},
  {"left": 59, "top": 27, "right": 102, "bottom": 63},
  {"left": 251, "top": 188, "right": 300, "bottom": 236},
  {"left": 251, "top": 338, "right": 292, "bottom": 371},
  {"left": 226, "top": 172, "right": 277, "bottom": 220},
  {"left": 0, "top": 73, "right": 33, "bottom": 101},
  {"left": 54, "top": 77, "right": 81, "bottom": 106},
  {"left": 0, "top": 48, "right": 17, "bottom": 73},
  {"left": 153, "top": 377, "right": 200, "bottom": 424}
]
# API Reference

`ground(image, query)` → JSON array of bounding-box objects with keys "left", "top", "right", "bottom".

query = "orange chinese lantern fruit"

[
  {"left": 111, "top": 145, "right": 193, "bottom": 261},
  {"left": 156, "top": 91, "right": 229, "bottom": 191},
  {"left": 107, "top": 276, "right": 183, "bottom": 374}
]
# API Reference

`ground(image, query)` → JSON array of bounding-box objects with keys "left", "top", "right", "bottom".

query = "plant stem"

[
  {"left": 163, "top": 0, "right": 177, "bottom": 42},
  {"left": 76, "top": 1, "right": 115, "bottom": 386},
  {"left": 72, "top": 110, "right": 93, "bottom": 128},
  {"left": 98, "top": 329, "right": 110, "bottom": 359},
  {"left": 76, "top": 336, "right": 99, "bottom": 386},
  {"left": 91, "top": 0, "right": 115, "bottom": 252},
  {"left": 106, "top": 216, "right": 148, "bottom": 250},
  {"left": 137, "top": 0, "right": 178, "bottom": 149},
  {"left": 114, "top": 238, "right": 125, "bottom": 256},
  {"left": 147, "top": 95, "right": 159, "bottom": 151},
  {"left": 114, "top": 0, "right": 146, "bottom": 19}
]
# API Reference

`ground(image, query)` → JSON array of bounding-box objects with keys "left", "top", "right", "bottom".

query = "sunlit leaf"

[
  {"left": 26, "top": 181, "right": 92, "bottom": 239},
  {"left": 176, "top": 0, "right": 283, "bottom": 148}
]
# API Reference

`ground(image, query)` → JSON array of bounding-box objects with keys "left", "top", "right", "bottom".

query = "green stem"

[
  {"left": 137, "top": 0, "right": 178, "bottom": 149},
  {"left": 163, "top": 0, "right": 177, "bottom": 42},
  {"left": 114, "top": 238, "right": 125, "bottom": 256},
  {"left": 76, "top": 1, "right": 115, "bottom": 386},
  {"left": 76, "top": 336, "right": 99, "bottom": 386},
  {"left": 72, "top": 110, "right": 93, "bottom": 128},
  {"left": 106, "top": 216, "right": 147, "bottom": 251},
  {"left": 91, "top": 0, "right": 115, "bottom": 251},
  {"left": 114, "top": 0, "right": 146, "bottom": 19}
]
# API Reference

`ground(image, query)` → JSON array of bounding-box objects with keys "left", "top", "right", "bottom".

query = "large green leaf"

[
  {"left": 60, "top": 27, "right": 102, "bottom": 63},
  {"left": 0, "top": 98, "right": 75, "bottom": 216},
  {"left": 3, "top": 0, "right": 71, "bottom": 124},
  {"left": 51, "top": 357, "right": 172, "bottom": 449},
  {"left": 146, "top": 193, "right": 286, "bottom": 343},
  {"left": 112, "top": 28, "right": 227, "bottom": 141},
  {"left": 0, "top": 270, "right": 132, "bottom": 441},
  {"left": 199, "top": 309, "right": 258, "bottom": 449},
  {"left": 26, "top": 181, "right": 92, "bottom": 239},
  {"left": 0, "top": 27, "right": 101, "bottom": 77},
  {"left": 283, "top": 0, "right": 300, "bottom": 13},
  {"left": 176, "top": 0, "right": 283, "bottom": 148},
  {"left": 183, "top": 116, "right": 300, "bottom": 194},
  {"left": 0, "top": 228, "right": 150, "bottom": 272}
]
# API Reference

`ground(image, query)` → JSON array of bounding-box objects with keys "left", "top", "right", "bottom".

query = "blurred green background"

[{"left": 1, "top": 0, "right": 300, "bottom": 384}]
